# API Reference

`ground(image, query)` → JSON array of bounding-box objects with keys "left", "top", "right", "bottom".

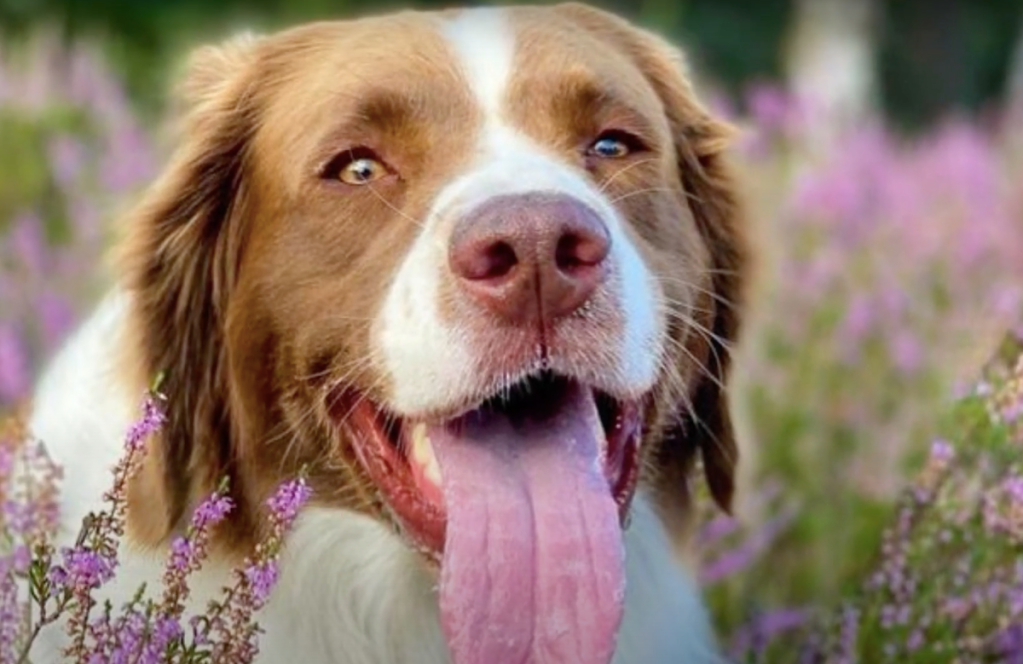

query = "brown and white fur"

[{"left": 27, "top": 4, "right": 750, "bottom": 663}]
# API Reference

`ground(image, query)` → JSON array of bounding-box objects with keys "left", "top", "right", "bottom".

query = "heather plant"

[
  {"left": 0, "top": 383, "right": 312, "bottom": 663},
  {"left": 709, "top": 83, "right": 1023, "bottom": 616},
  {"left": 705, "top": 348, "right": 1023, "bottom": 663},
  {"left": 690, "top": 84, "right": 1023, "bottom": 656}
]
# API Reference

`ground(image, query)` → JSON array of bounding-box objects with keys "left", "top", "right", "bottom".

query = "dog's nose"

[{"left": 448, "top": 193, "right": 611, "bottom": 325}]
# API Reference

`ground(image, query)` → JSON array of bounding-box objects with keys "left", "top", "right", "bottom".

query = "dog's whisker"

[
  {"left": 663, "top": 309, "right": 736, "bottom": 352},
  {"left": 657, "top": 276, "right": 740, "bottom": 312},
  {"left": 608, "top": 186, "right": 677, "bottom": 204},
  {"left": 367, "top": 183, "right": 427, "bottom": 230},
  {"left": 597, "top": 157, "right": 661, "bottom": 194},
  {"left": 659, "top": 334, "right": 727, "bottom": 393}
]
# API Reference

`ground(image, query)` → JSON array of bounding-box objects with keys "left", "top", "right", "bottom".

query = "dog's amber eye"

[
  {"left": 587, "top": 132, "right": 636, "bottom": 159},
  {"left": 322, "top": 147, "right": 391, "bottom": 185},
  {"left": 338, "top": 157, "right": 387, "bottom": 185}
]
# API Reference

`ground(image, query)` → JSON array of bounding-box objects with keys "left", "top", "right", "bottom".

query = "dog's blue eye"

[
  {"left": 588, "top": 134, "right": 632, "bottom": 159},
  {"left": 589, "top": 129, "right": 642, "bottom": 159}
]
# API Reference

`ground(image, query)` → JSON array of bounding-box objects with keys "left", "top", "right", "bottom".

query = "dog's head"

[{"left": 119, "top": 3, "right": 749, "bottom": 660}]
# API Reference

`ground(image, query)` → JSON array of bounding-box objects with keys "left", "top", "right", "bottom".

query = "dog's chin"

[{"left": 332, "top": 371, "right": 645, "bottom": 564}]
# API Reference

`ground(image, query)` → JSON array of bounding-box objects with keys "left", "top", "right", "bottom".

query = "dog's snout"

[{"left": 448, "top": 193, "right": 611, "bottom": 325}]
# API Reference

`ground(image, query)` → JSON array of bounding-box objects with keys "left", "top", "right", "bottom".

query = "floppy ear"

[
  {"left": 555, "top": 4, "right": 750, "bottom": 522},
  {"left": 640, "top": 53, "right": 748, "bottom": 519},
  {"left": 117, "top": 33, "right": 264, "bottom": 541}
]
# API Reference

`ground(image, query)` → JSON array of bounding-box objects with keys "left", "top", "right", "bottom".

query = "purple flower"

[
  {"left": 1006, "top": 477, "right": 1023, "bottom": 505},
  {"left": 152, "top": 614, "right": 184, "bottom": 648},
  {"left": 60, "top": 547, "right": 115, "bottom": 591},
  {"left": 929, "top": 439, "right": 955, "bottom": 464},
  {"left": 745, "top": 82, "right": 803, "bottom": 136},
  {"left": 123, "top": 394, "right": 168, "bottom": 455},
  {"left": 889, "top": 329, "right": 922, "bottom": 375},
  {"left": 0, "top": 322, "right": 30, "bottom": 403},
  {"left": 698, "top": 515, "right": 740, "bottom": 547},
  {"left": 701, "top": 505, "right": 798, "bottom": 584},
  {"left": 836, "top": 604, "right": 860, "bottom": 663},
  {"left": 168, "top": 536, "right": 196, "bottom": 574},
  {"left": 47, "top": 135, "right": 87, "bottom": 187},
  {"left": 48, "top": 565, "right": 69, "bottom": 590},
  {"left": 9, "top": 544, "right": 30, "bottom": 575},
  {"left": 729, "top": 607, "right": 809, "bottom": 657},
  {"left": 158, "top": 484, "right": 235, "bottom": 618},
  {"left": 99, "top": 121, "right": 157, "bottom": 194},
  {"left": 192, "top": 492, "right": 234, "bottom": 530},
  {"left": 165, "top": 489, "right": 233, "bottom": 579},
  {"left": 243, "top": 560, "right": 280, "bottom": 606},
  {"left": 8, "top": 211, "right": 48, "bottom": 277},
  {"left": 838, "top": 294, "right": 875, "bottom": 345},
  {"left": 0, "top": 571, "right": 22, "bottom": 659},
  {"left": 990, "top": 624, "right": 1023, "bottom": 664},
  {"left": 267, "top": 476, "right": 312, "bottom": 526},
  {"left": 1003, "top": 399, "right": 1023, "bottom": 424}
]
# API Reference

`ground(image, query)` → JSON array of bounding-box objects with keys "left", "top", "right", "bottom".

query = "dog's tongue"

[{"left": 428, "top": 384, "right": 625, "bottom": 664}]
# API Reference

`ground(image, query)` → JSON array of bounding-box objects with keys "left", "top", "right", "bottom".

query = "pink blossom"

[{"left": 0, "top": 323, "right": 29, "bottom": 403}]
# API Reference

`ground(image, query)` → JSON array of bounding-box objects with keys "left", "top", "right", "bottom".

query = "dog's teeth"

[
  {"left": 410, "top": 423, "right": 443, "bottom": 487},
  {"left": 410, "top": 423, "right": 430, "bottom": 461},
  {"left": 594, "top": 414, "right": 608, "bottom": 453},
  {"left": 424, "top": 455, "right": 442, "bottom": 487}
]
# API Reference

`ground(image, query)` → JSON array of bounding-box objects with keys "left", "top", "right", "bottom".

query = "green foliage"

[{"left": 0, "top": 105, "right": 90, "bottom": 242}]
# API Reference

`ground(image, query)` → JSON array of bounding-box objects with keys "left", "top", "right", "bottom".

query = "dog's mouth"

[
  {"left": 336, "top": 371, "right": 644, "bottom": 664},
  {"left": 340, "top": 372, "right": 643, "bottom": 555}
]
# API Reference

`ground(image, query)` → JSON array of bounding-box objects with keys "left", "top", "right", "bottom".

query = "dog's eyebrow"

[
  {"left": 557, "top": 79, "right": 610, "bottom": 112},
  {"left": 547, "top": 77, "right": 658, "bottom": 144},
  {"left": 350, "top": 89, "right": 416, "bottom": 128},
  {"left": 306, "top": 88, "right": 424, "bottom": 168}
]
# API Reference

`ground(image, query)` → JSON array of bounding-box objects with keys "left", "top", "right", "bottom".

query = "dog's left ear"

[
  {"left": 555, "top": 4, "right": 751, "bottom": 522},
  {"left": 114, "top": 31, "right": 266, "bottom": 540},
  {"left": 641, "top": 51, "right": 748, "bottom": 520}
]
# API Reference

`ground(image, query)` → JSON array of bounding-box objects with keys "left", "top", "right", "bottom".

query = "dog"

[{"left": 27, "top": 3, "right": 750, "bottom": 663}]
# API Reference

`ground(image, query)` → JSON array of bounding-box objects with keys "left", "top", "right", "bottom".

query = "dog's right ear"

[{"left": 117, "top": 33, "right": 264, "bottom": 544}]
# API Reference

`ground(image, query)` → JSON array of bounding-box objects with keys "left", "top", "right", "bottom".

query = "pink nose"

[{"left": 448, "top": 193, "right": 611, "bottom": 326}]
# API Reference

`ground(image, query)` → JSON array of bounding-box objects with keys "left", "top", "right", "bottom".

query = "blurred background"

[
  {"left": 1, "top": 0, "right": 1022, "bottom": 660},
  {"left": 3, "top": 0, "right": 1023, "bottom": 126}
]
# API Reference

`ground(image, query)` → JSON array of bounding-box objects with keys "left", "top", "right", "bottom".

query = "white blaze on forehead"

[
  {"left": 441, "top": 8, "right": 515, "bottom": 121},
  {"left": 375, "top": 7, "right": 665, "bottom": 416},
  {"left": 375, "top": 9, "right": 519, "bottom": 418}
]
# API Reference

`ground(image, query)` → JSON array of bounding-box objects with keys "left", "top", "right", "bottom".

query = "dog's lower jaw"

[{"left": 25, "top": 293, "right": 722, "bottom": 664}]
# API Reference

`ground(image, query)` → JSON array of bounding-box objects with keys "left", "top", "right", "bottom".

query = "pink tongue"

[{"left": 428, "top": 384, "right": 625, "bottom": 664}]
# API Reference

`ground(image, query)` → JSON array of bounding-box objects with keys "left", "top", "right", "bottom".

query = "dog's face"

[{"left": 120, "top": 3, "right": 748, "bottom": 661}]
